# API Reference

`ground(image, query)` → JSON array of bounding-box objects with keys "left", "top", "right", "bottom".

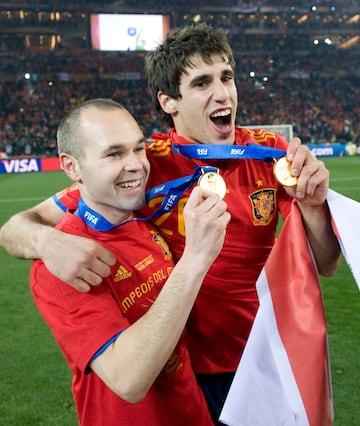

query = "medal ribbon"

[
  {"left": 75, "top": 165, "right": 218, "bottom": 231},
  {"left": 75, "top": 198, "right": 116, "bottom": 231},
  {"left": 173, "top": 143, "right": 286, "bottom": 162}
]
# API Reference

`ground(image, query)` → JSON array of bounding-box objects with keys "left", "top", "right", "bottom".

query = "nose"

[
  {"left": 124, "top": 151, "right": 143, "bottom": 171},
  {"left": 213, "top": 79, "right": 230, "bottom": 102}
]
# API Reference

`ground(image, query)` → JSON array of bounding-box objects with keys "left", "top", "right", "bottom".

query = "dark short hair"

[{"left": 57, "top": 98, "right": 125, "bottom": 158}]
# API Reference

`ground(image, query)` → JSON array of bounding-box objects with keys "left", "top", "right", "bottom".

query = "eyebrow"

[
  {"left": 189, "top": 67, "right": 234, "bottom": 86},
  {"left": 102, "top": 137, "right": 146, "bottom": 154},
  {"left": 222, "top": 68, "right": 235, "bottom": 77}
]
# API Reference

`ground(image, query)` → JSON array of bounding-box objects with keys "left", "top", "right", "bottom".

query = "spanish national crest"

[{"left": 249, "top": 189, "right": 276, "bottom": 226}]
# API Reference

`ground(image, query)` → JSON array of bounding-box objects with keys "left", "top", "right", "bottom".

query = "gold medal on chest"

[
  {"left": 198, "top": 171, "right": 227, "bottom": 200},
  {"left": 273, "top": 157, "right": 298, "bottom": 187}
]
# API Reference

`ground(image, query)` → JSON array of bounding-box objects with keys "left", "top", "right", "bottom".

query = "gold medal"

[
  {"left": 198, "top": 171, "right": 227, "bottom": 200},
  {"left": 273, "top": 157, "right": 298, "bottom": 186}
]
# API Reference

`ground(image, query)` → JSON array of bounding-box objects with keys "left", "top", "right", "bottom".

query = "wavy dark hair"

[{"left": 144, "top": 23, "right": 236, "bottom": 128}]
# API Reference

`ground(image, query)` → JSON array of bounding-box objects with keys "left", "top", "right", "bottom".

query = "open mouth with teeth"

[
  {"left": 118, "top": 179, "right": 142, "bottom": 189},
  {"left": 210, "top": 109, "right": 232, "bottom": 129}
]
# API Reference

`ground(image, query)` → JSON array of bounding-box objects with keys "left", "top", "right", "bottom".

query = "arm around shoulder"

[
  {"left": 0, "top": 197, "right": 63, "bottom": 259},
  {"left": 0, "top": 197, "right": 116, "bottom": 291}
]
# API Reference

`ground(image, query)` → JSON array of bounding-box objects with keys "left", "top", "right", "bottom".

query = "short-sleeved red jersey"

[
  {"left": 53, "top": 126, "right": 292, "bottom": 374},
  {"left": 30, "top": 213, "right": 213, "bottom": 426}
]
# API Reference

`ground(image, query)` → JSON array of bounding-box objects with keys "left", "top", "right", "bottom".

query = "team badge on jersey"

[
  {"left": 152, "top": 231, "right": 172, "bottom": 260},
  {"left": 249, "top": 189, "right": 276, "bottom": 226}
]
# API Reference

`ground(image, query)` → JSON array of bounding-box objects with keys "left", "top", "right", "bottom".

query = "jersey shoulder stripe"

[
  {"left": 243, "top": 128, "right": 277, "bottom": 144},
  {"left": 146, "top": 139, "right": 172, "bottom": 157}
]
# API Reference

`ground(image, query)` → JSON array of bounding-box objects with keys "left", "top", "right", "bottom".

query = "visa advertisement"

[
  {"left": 0, "top": 157, "right": 61, "bottom": 174},
  {"left": 0, "top": 143, "right": 358, "bottom": 174}
]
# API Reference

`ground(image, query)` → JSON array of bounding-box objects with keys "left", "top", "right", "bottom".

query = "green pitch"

[{"left": 0, "top": 157, "right": 359, "bottom": 425}]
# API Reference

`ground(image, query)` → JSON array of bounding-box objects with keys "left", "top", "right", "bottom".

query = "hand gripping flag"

[{"left": 220, "top": 190, "right": 360, "bottom": 426}]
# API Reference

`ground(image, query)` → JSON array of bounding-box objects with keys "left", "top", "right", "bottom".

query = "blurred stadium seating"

[{"left": 0, "top": 0, "right": 359, "bottom": 157}]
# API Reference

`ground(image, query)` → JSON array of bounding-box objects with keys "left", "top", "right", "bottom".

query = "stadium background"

[
  {"left": 0, "top": 0, "right": 360, "bottom": 162},
  {"left": 0, "top": 2, "right": 359, "bottom": 425}
]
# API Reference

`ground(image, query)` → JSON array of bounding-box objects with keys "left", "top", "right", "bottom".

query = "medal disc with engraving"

[
  {"left": 274, "top": 157, "right": 298, "bottom": 186},
  {"left": 198, "top": 172, "right": 227, "bottom": 200}
]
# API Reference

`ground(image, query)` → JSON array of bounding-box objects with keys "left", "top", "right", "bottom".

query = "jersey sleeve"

[{"left": 30, "top": 260, "right": 129, "bottom": 375}]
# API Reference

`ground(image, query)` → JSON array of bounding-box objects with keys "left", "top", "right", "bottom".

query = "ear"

[
  {"left": 59, "top": 153, "right": 81, "bottom": 182},
  {"left": 158, "top": 92, "right": 177, "bottom": 114}
]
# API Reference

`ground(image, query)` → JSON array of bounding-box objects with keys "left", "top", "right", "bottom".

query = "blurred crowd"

[{"left": 1, "top": 48, "right": 359, "bottom": 158}]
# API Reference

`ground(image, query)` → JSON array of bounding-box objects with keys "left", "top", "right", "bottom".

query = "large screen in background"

[{"left": 90, "top": 14, "right": 170, "bottom": 51}]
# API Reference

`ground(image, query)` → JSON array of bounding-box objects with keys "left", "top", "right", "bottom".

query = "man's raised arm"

[{"left": 285, "top": 138, "right": 341, "bottom": 276}]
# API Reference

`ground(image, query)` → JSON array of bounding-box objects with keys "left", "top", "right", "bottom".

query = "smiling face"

[
  {"left": 161, "top": 53, "right": 238, "bottom": 145},
  {"left": 62, "top": 106, "right": 150, "bottom": 225}
]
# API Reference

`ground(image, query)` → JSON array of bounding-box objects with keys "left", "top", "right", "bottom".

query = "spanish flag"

[{"left": 220, "top": 190, "right": 359, "bottom": 426}]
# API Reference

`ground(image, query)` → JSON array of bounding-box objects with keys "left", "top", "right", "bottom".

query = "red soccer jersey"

[
  {"left": 52, "top": 126, "right": 293, "bottom": 374},
  {"left": 30, "top": 213, "right": 213, "bottom": 426}
]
